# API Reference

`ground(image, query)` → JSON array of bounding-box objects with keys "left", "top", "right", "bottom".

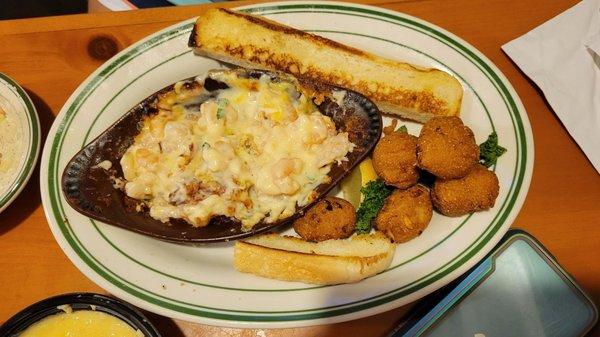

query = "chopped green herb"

[
  {"left": 355, "top": 179, "right": 392, "bottom": 234},
  {"left": 396, "top": 125, "right": 408, "bottom": 134},
  {"left": 216, "top": 98, "right": 228, "bottom": 119},
  {"left": 479, "top": 131, "right": 507, "bottom": 167}
]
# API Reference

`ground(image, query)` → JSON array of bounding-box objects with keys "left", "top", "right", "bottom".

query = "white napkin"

[{"left": 502, "top": 0, "right": 600, "bottom": 173}]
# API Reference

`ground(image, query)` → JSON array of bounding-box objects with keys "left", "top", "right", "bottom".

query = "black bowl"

[{"left": 0, "top": 293, "right": 161, "bottom": 337}]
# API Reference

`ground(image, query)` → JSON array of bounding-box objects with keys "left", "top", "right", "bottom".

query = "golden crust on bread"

[
  {"left": 190, "top": 8, "right": 463, "bottom": 123},
  {"left": 234, "top": 233, "right": 395, "bottom": 285}
]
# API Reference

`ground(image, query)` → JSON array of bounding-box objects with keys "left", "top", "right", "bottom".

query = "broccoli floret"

[
  {"left": 479, "top": 131, "right": 506, "bottom": 168},
  {"left": 355, "top": 179, "right": 392, "bottom": 234}
]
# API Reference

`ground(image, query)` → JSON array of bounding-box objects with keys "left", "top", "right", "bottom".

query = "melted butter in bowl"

[
  {"left": 0, "top": 293, "right": 161, "bottom": 337},
  {"left": 19, "top": 307, "right": 144, "bottom": 337}
]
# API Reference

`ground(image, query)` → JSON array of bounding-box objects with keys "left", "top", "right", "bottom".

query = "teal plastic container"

[{"left": 391, "top": 229, "right": 598, "bottom": 337}]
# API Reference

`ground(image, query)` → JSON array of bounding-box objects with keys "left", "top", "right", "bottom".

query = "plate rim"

[
  {"left": 40, "top": 1, "right": 534, "bottom": 328},
  {"left": 0, "top": 72, "right": 41, "bottom": 214}
]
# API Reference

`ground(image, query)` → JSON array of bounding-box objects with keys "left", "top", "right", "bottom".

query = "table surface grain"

[{"left": 1, "top": 0, "right": 599, "bottom": 336}]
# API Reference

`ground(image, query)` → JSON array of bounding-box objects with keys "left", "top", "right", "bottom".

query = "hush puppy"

[
  {"left": 373, "top": 126, "right": 419, "bottom": 189},
  {"left": 374, "top": 185, "right": 433, "bottom": 243},
  {"left": 293, "top": 197, "right": 356, "bottom": 242},
  {"left": 417, "top": 116, "right": 479, "bottom": 179},
  {"left": 432, "top": 164, "right": 500, "bottom": 216}
]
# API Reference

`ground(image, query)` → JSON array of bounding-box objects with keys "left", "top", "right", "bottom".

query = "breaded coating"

[
  {"left": 374, "top": 185, "right": 433, "bottom": 243},
  {"left": 373, "top": 130, "right": 419, "bottom": 189},
  {"left": 293, "top": 197, "right": 356, "bottom": 242},
  {"left": 417, "top": 116, "right": 479, "bottom": 179},
  {"left": 432, "top": 164, "right": 500, "bottom": 217}
]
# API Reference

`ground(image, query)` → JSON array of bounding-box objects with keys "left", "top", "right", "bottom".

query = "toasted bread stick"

[{"left": 189, "top": 8, "right": 463, "bottom": 123}]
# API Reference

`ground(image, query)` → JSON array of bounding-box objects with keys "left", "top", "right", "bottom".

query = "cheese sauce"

[{"left": 120, "top": 71, "right": 354, "bottom": 229}]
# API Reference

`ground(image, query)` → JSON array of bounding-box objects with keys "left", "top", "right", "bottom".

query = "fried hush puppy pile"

[
  {"left": 371, "top": 116, "right": 501, "bottom": 242},
  {"left": 415, "top": 117, "right": 499, "bottom": 217},
  {"left": 292, "top": 116, "right": 502, "bottom": 245}
]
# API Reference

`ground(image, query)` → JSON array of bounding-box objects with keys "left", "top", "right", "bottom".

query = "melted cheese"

[
  {"left": 18, "top": 310, "right": 144, "bottom": 337},
  {"left": 121, "top": 71, "right": 354, "bottom": 230}
]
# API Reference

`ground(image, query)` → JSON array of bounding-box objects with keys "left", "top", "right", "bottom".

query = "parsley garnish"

[
  {"left": 479, "top": 131, "right": 507, "bottom": 167},
  {"left": 355, "top": 179, "right": 392, "bottom": 234}
]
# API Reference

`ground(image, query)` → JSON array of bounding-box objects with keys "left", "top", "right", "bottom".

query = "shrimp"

[
  {"left": 196, "top": 101, "right": 225, "bottom": 136},
  {"left": 214, "top": 141, "right": 235, "bottom": 159},
  {"left": 161, "top": 121, "right": 191, "bottom": 154},
  {"left": 120, "top": 151, "right": 136, "bottom": 181},
  {"left": 272, "top": 157, "right": 303, "bottom": 179},
  {"left": 296, "top": 114, "right": 334, "bottom": 145},
  {"left": 316, "top": 134, "right": 354, "bottom": 167},
  {"left": 272, "top": 158, "right": 303, "bottom": 195},
  {"left": 134, "top": 148, "right": 159, "bottom": 171},
  {"left": 124, "top": 173, "right": 154, "bottom": 199},
  {"left": 202, "top": 141, "right": 235, "bottom": 172},
  {"left": 225, "top": 107, "right": 238, "bottom": 124},
  {"left": 255, "top": 158, "right": 303, "bottom": 196},
  {"left": 148, "top": 113, "right": 170, "bottom": 138},
  {"left": 201, "top": 101, "right": 218, "bottom": 123}
]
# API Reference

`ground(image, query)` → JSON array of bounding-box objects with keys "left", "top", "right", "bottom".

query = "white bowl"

[{"left": 0, "top": 73, "right": 40, "bottom": 214}]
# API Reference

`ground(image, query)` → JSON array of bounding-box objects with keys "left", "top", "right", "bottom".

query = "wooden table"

[{"left": 1, "top": 0, "right": 598, "bottom": 335}]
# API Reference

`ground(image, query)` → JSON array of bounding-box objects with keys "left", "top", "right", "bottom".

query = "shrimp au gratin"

[{"left": 120, "top": 70, "right": 354, "bottom": 230}]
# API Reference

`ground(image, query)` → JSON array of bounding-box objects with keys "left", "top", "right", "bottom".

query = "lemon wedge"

[
  {"left": 341, "top": 158, "right": 378, "bottom": 208},
  {"left": 359, "top": 158, "right": 378, "bottom": 186}
]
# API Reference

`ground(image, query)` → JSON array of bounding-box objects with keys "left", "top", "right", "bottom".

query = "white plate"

[
  {"left": 0, "top": 73, "right": 40, "bottom": 214},
  {"left": 40, "top": 1, "right": 533, "bottom": 328}
]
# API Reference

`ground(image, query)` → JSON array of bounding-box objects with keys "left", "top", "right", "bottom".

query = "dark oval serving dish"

[
  {"left": 61, "top": 68, "right": 382, "bottom": 243},
  {"left": 0, "top": 293, "right": 161, "bottom": 337}
]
